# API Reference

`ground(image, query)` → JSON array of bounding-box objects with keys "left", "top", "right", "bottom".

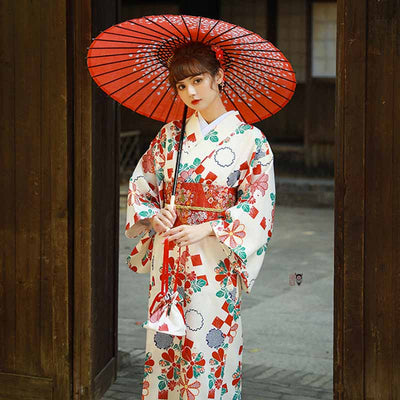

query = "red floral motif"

[
  {"left": 127, "top": 182, "right": 141, "bottom": 206},
  {"left": 227, "top": 323, "right": 239, "bottom": 343},
  {"left": 142, "top": 149, "right": 155, "bottom": 173},
  {"left": 219, "top": 219, "right": 246, "bottom": 247},
  {"left": 215, "top": 258, "right": 237, "bottom": 287},
  {"left": 181, "top": 347, "right": 206, "bottom": 379},
  {"left": 210, "top": 348, "right": 226, "bottom": 378},
  {"left": 174, "top": 268, "right": 186, "bottom": 287},
  {"left": 142, "top": 380, "right": 149, "bottom": 398},
  {"left": 187, "top": 271, "right": 197, "bottom": 281},
  {"left": 144, "top": 355, "right": 154, "bottom": 375},
  {"left": 160, "top": 348, "right": 180, "bottom": 380},
  {"left": 178, "top": 375, "right": 201, "bottom": 400},
  {"left": 180, "top": 168, "right": 196, "bottom": 181},
  {"left": 250, "top": 173, "right": 269, "bottom": 196},
  {"left": 214, "top": 378, "right": 223, "bottom": 389},
  {"left": 167, "top": 380, "right": 178, "bottom": 390},
  {"left": 232, "top": 361, "right": 242, "bottom": 387},
  {"left": 272, "top": 203, "right": 275, "bottom": 225}
]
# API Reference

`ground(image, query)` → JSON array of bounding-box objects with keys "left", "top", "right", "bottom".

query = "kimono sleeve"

[
  {"left": 210, "top": 130, "right": 276, "bottom": 293},
  {"left": 125, "top": 127, "right": 166, "bottom": 273},
  {"left": 125, "top": 129, "right": 165, "bottom": 239}
]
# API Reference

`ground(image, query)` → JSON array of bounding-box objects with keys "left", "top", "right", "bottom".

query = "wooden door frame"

[
  {"left": 69, "top": 1, "right": 400, "bottom": 399},
  {"left": 72, "top": 0, "right": 120, "bottom": 399}
]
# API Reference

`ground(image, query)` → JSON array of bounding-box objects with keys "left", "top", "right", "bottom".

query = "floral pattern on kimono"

[{"left": 125, "top": 110, "right": 275, "bottom": 399}]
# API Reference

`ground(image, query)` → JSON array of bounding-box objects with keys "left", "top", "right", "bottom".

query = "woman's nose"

[{"left": 187, "top": 84, "right": 196, "bottom": 96}]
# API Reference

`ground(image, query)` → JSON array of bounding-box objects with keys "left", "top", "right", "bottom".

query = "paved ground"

[{"left": 103, "top": 194, "right": 334, "bottom": 399}]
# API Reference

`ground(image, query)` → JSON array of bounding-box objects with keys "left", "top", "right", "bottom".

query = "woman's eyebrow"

[{"left": 176, "top": 74, "right": 203, "bottom": 85}]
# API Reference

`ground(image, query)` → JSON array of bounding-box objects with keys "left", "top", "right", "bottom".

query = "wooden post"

[
  {"left": 334, "top": 0, "right": 400, "bottom": 398},
  {"left": 0, "top": 0, "right": 120, "bottom": 398}
]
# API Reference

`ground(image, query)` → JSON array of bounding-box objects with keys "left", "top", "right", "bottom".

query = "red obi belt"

[{"left": 164, "top": 181, "right": 237, "bottom": 226}]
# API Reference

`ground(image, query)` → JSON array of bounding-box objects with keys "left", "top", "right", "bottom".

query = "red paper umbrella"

[{"left": 87, "top": 14, "right": 296, "bottom": 124}]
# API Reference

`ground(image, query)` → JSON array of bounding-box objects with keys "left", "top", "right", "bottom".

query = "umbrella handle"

[
  {"left": 171, "top": 104, "right": 188, "bottom": 197},
  {"left": 169, "top": 195, "right": 175, "bottom": 208}
]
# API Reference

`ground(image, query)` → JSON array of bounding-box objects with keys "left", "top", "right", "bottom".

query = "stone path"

[{"left": 102, "top": 349, "right": 333, "bottom": 400}]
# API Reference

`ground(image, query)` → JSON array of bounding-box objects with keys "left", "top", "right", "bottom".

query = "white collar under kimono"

[{"left": 197, "top": 110, "right": 237, "bottom": 137}]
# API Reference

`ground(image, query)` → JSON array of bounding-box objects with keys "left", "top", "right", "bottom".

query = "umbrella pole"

[
  {"left": 162, "top": 105, "right": 188, "bottom": 296},
  {"left": 170, "top": 104, "right": 188, "bottom": 207}
]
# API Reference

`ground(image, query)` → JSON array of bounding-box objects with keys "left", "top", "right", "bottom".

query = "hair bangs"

[{"left": 169, "top": 58, "right": 208, "bottom": 88}]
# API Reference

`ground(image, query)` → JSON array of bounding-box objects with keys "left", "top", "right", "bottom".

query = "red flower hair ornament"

[{"left": 211, "top": 45, "right": 225, "bottom": 69}]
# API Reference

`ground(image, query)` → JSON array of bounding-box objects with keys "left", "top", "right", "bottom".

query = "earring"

[{"left": 219, "top": 81, "right": 225, "bottom": 91}]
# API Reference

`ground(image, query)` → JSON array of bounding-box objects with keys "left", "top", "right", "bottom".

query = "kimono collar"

[
  {"left": 198, "top": 110, "right": 237, "bottom": 136},
  {"left": 184, "top": 109, "right": 242, "bottom": 142}
]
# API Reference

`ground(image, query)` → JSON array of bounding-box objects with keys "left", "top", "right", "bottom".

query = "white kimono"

[{"left": 125, "top": 110, "right": 276, "bottom": 399}]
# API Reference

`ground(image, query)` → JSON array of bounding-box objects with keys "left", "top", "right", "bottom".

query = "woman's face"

[{"left": 175, "top": 70, "right": 223, "bottom": 112}]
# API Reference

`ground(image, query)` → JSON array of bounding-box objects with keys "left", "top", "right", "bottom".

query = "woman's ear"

[{"left": 216, "top": 67, "right": 224, "bottom": 85}]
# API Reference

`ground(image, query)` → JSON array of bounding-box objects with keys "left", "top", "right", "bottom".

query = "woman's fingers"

[
  {"left": 163, "top": 206, "right": 177, "bottom": 224},
  {"left": 157, "top": 212, "right": 173, "bottom": 228},
  {"left": 151, "top": 215, "right": 169, "bottom": 232},
  {"left": 164, "top": 204, "right": 176, "bottom": 218}
]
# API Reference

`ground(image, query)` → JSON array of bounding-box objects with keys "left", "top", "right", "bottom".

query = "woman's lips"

[{"left": 191, "top": 99, "right": 200, "bottom": 105}]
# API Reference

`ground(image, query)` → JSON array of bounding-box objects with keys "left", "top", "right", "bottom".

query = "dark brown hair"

[{"left": 168, "top": 41, "right": 221, "bottom": 94}]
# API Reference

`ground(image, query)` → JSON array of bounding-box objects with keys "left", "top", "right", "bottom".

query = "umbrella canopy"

[{"left": 87, "top": 14, "right": 296, "bottom": 124}]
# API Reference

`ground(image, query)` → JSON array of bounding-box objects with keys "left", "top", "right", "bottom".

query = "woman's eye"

[
  {"left": 194, "top": 78, "right": 202, "bottom": 83},
  {"left": 177, "top": 85, "right": 184, "bottom": 90}
]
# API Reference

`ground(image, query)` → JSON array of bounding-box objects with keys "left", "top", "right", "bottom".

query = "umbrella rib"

[
  {"left": 103, "top": 64, "right": 164, "bottom": 93},
  {"left": 204, "top": 24, "right": 237, "bottom": 44},
  {"left": 149, "top": 84, "right": 173, "bottom": 119},
  {"left": 120, "top": 69, "right": 168, "bottom": 104},
  {"left": 88, "top": 55, "right": 158, "bottom": 70},
  {"left": 225, "top": 75, "right": 274, "bottom": 117},
  {"left": 195, "top": 16, "right": 202, "bottom": 41},
  {"left": 227, "top": 52, "right": 294, "bottom": 72},
  {"left": 227, "top": 50, "right": 281, "bottom": 56},
  {"left": 112, "top": 25, "right": 172, "bottom": 43},
  {"left": 211, "top": 31, "right": 256, "bottom": 45},
  {"left": 143, "top": 16, "right": 186, "bottom": 45},
  {"left": 222, "top": 93, "right": 247, "bottom": 123},
  {"left": 223, "top": 48, "right": 281, "bottom": 52},
  {"left": 134, "top": 73, "right": 170, "bottom": 113},
  {"left": 91, "top": 59, "right": 160, "bottom": 79},
  {"left": 161, "top": 15, "right": 188, "bottom": 42},
  {"left": 218, "top": 40, "right": 272, "bottom": 49},
  {"left": 232, "top": 59, "right": 297, "bottom": 86},
  {"left": 89, "top": 46, "right": 158, "bottom": 50},
  {"left": 223, "top": 78, "right": 261, "bottom": 121},
  {"left": 230, "top": 64, "right": 295, "bottom": 98},
  {"left": 181, "top": 15, "right": 192, "bottom": 41},
  {"left": 98, "top": 30, "right": 165, "bottom": 44},
  {"left": 201, "top": 19, "right": 221, "bottom": 43},
  {"left": 128, "top": 18, "right": 185, "bottom": 45},
  {"left": 93, "top": 38, "right": 161, "bottom": 46},
  {"left": 164, "top": 91, "right": 177, "bottom": 123},
  {"left": 89, "top": 48, "right": 170, "bottom": 64},
  {"left": 228, "top": 69, "right": 283, "bottom": 111},
  {"left": 87, "top": 51, "right": 149, "bottom": 59}
]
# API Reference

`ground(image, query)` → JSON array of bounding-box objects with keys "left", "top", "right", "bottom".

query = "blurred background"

[{"left": 119, "top": 0, "right": 337, "bottom": 188}]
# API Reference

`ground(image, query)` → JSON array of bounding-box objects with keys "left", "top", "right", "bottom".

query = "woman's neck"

[{"left": 199, "top": 97, "right": 228, "bottom": 124}]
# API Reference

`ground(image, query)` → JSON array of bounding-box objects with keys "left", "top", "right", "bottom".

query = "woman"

[{"left": 125, "top": 41, "right": 276, "bottom": 399}]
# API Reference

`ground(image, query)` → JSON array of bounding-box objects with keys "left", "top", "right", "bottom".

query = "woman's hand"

[
  {"left": 162, "top": 222, "right": 215, "bottom": 247},
  {"left": 150, "top": 205, "right": 176, "bottom": 233}
]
